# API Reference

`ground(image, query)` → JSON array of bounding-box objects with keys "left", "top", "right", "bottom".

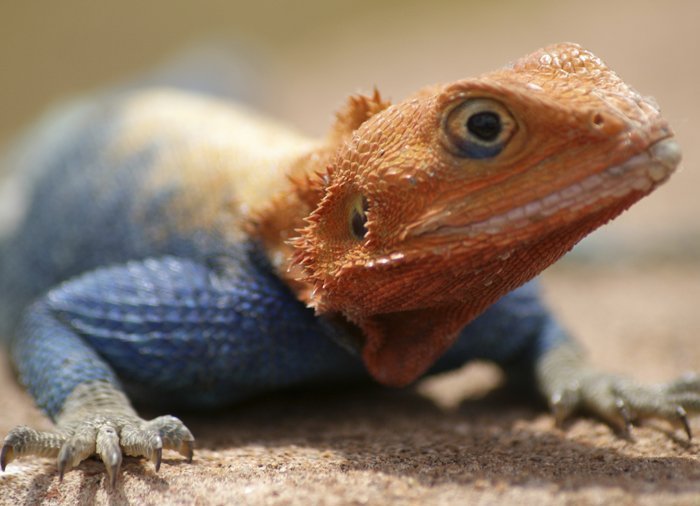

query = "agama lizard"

[{"left": 0, "top": 43, "right": 697, "bottom": 486}]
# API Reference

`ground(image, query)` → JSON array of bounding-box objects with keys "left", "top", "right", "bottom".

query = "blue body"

[{"left": 0, "top": 90, "right": 568, "bottom": 419}]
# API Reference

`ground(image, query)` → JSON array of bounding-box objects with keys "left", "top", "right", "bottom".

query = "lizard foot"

[
  {"left": 1, "top": 414, "right": 194, "bottom": 486},
  {"left": 540, "top": 346, "right": 700, "bottom": 439},
  {"left": 551, "top": 371, "right": 700, "bottom": 439}
]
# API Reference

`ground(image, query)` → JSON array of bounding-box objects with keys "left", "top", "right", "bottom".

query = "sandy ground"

[
  {"left": 1, "top": 265, "right": 699, "bottom": 505},
  {"left": 2, "top": 1, "right": 700, "bottom": 504}
]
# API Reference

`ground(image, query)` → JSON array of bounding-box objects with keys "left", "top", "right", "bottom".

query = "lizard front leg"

[
  {"left": 2, "top": 253, "right": 365, "bottom": 484},
  {"left": 2, "top": 297, "right": 193, "bottom": 486},
  {"left": 1, "top": 257, "right": 229, "bottom": 484},
  {"left": 438, "top": 281, "right": 700, "bottom": 438}
]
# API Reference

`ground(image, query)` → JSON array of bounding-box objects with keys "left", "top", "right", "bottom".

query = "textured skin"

[
  {"left": 0, "top": 43, "right": 696, "bottom": 484},
  {"left": 267, "top": 45, "right": 676, "bottom": 386}
]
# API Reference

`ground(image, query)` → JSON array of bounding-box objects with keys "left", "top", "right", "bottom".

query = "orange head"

[{"left": 289, "top": 43, "right": 681, "bottom": 386}]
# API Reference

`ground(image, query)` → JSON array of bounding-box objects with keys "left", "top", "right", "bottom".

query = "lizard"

[{"left": 0, "top": 42, "right": 697, "bottom": 487}]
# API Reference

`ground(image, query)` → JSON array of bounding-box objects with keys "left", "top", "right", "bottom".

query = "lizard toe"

[
  {"left": 120, "top": 423, "right": 163, "bottom": 470},
  {"left": 118, "top": 415, "right": 194, "bottom": 470},
  {"left": 1, "top": 426, "right": 66, "bottom": 470},
  {"left": 549, "top": 384, "right": 581, "bottom": 427},
  {"left": 561, "top": 373, "right": 632, "bottom": 434},
  {"left": 57, "top": 417, "right": 120, "bottom": 481},
  {"left": 144, "top": 415, "right": 194, "bottom": 463},
  {"left": 95, "top": 424, "right": 122, "bottom": 486},
  {"left": 665, "top": 373, "right": 700, "bottom": 395},
  {"left": 613, "top": 397, "right": 633, "bottom": 439}
]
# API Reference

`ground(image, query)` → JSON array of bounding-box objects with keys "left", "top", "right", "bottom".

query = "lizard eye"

[
  {"left": 442, "top": 98, "right": 517, "bottom": 159},
  {"left": 350, "top": 195, "right": 369, "bottom": 240}
]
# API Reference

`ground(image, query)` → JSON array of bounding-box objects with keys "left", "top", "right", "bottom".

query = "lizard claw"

[
  {"left": 549, "top": 385, "right": 579, "bottom": 428},
  {"left": 180, "top": 438, "right": 194, "bottom": 464},
  {"left": 96, "top": 425, "right": 122, "bottom": 487},
  {"left": 152, "top": 446, "right": 163, "bottom": 472},
  {"left": 0, "top": 443, "right": 10, "bottom": 471},
  {"left": 676, "top": 406, "right": 692, "bottom": 441},
  {"left": 614, "top": 398, "right": 633, "bottom": 439}
]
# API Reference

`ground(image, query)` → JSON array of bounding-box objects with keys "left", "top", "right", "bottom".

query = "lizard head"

[{"left": 288, "top": 42, "right": 681, "bottom": 386}]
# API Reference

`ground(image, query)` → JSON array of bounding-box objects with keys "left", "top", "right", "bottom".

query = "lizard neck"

[
  {"left": 250, "top": 143, "right": 335, "bottom": 298},
  {"left": 251, "top": 90, "right": 394, "bottom": 300},
  {"left": 251, "top": 89, "right": 393, "bottom": 301}
]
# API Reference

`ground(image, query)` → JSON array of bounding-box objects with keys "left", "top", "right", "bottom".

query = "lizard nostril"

[
  {"left": 592, "top": 112, "right": 605, "bottom": 128},
  {"left": 588, "top": 110, "right": 626, "bottom": 136}
]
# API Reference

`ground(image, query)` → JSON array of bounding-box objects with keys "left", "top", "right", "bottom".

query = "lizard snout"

[
  {"left": 649, "top": 137, "right": 681, "bottom": 170},
  {"left": 647, "top": 137, "right": 682, "bottom": 183}
]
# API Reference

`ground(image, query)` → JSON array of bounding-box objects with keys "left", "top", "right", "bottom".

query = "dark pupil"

[
  {"left": 466, "top": 111, "right": 501, "bottom": 142},
  {"left": 351, "top": 197, "right": 369, "bottom": 239}
]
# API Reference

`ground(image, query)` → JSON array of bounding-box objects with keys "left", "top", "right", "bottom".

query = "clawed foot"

[
  {"left": 540, "top": 345, "right": 700, "bottom": 439},
  {"left": 1, "top": 414, "right": 194, "bottom": 486},
  {"left": 550, "top": 371, "right": 700, "bottom": 439}
]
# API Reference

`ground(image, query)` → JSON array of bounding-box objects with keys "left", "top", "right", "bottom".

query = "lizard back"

[{"left": 0, "top": 88, "right": 315, "bottom": 336}]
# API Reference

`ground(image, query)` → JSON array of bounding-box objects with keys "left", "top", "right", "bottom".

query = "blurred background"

[{"left": 2, "top": 0, "right": 699, "bottom": 260}]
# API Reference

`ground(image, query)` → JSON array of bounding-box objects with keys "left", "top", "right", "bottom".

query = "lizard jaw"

[
  {"left": 403, "top": 136, "right": 681, "bottom": 243},
  {"left": 463, "top": 136, "right": 680, "bottom": 238}
]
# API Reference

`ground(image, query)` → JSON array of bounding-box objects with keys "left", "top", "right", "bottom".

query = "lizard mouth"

[
  {"left": 405, "top": 136, "right": 681, "bottom": 241},
  {"left": 466, "top": 136, "right": 680, "bottom": 236}
]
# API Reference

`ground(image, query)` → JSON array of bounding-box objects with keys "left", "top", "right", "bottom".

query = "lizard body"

[{"left": 0, "top": 43, "right": 696, "bottom": 485}]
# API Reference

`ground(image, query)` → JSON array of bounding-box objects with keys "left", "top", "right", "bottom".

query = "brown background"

[{"left": 1, "top": 0, "right": 700, "bottom": 504}]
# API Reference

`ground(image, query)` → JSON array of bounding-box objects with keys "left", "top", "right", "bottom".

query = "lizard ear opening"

[
  {"left": 349, "top": 195, "right": 369, "bottom": 240},
  {"left": 331, "top": 89, "right": 391, "bottom": 140}
]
